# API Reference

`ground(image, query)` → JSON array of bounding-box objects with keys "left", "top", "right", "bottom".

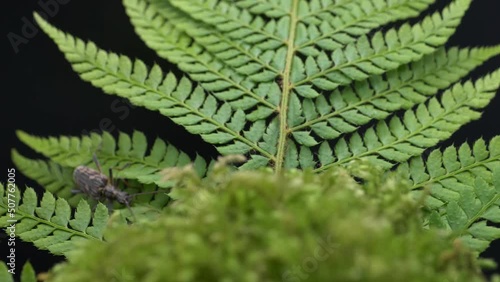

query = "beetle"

[{"left": 73, "top": 154, "right": 161, "bottom": 220}]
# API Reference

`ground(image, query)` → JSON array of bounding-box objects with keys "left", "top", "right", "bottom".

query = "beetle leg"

[
  {"left": 71, "top": 189, "right": 82, "bottom": 194},
  {"left": 105, "top": 200, "right": 114, "bottom": 212},
  {"left": 108, "top": 168, "right": 114, "bottom": 185}
]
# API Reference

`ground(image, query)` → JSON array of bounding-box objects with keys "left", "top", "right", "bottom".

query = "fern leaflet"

[
  {"left": 0, "top": 261, "right": 37, "bottom": 282},
  {"left": 0, "top": 184, "right": 107, "bottom": 256},
  {"left": 32, "top": 0, "right": 497, "bottom": 173},
  {"left": 398, "top": 138, "right": 500, "bottom": 253},
  {"left": 16, "top": 130, "right": 209, "bottom": 187}
]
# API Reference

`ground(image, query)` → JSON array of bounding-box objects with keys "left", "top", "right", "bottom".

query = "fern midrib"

[
  {"left": 0, "top": 202, "right": 99, "bottom": 242},
  {"left": 314, "top": 87, "right": 488, "bottom": 172},
  {"left": 275, "top": 0, "right": 299, "bottom": 173}
]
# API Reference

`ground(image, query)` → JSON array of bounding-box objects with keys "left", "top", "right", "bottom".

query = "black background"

[{"left": 1, "top": 0, "right": 500, "bottom": 279}]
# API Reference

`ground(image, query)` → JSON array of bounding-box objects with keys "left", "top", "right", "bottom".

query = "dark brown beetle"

[
  {"left": 73, "top": 154, "right": 132, "bottom": 208},
  {"left": 73, "top": 154, "right": 161, "bottom": 220}
]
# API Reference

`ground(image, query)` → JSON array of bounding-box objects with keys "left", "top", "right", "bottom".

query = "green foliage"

[
  {"left": 46, "top": 166, "right": 487, "bottom": 282},
  {"left": 0, "top": 183, "right": 107, "bottom": 256},
  {"left": 15, "top": 130, "right": 209, "bottom": 188},
  {"left": 398, "top": 137, "right": 500, "bottom": 253},
  {"left": 10, "top": 0, "right": 500, "bottom": 278},
  {"left": 12, "top": 150, "right": 82, "bottom": 207},
  {"left": 0, "top": 261, "right": 37, "bottom": 282},
  {"left": 31, "top": 0, "right": 500, "bottom": 172},
  {"left": 312, "top": 70, "right": 500, "bottom": 170}
]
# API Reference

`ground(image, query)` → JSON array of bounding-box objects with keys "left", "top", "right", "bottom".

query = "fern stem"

[{"left": 275, "top": 0, "right": 299, "bottom": 173}]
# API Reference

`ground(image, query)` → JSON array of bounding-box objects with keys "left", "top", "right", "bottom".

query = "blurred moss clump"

[{"left": 48, "top": 163, "right": 486, "bottom": 282}]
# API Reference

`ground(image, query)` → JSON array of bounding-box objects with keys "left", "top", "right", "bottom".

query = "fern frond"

[
  {"left": 310, "top": 70, "right": 500, "bottom": 171},
  {"left": 12, "top": 150, "right": 82, "bottom": 207},
  {"left": 291, "top": 47, "right": 500, "bottom": 141},
  {"left": 294, "top": 0, "right": 471, "bottom": 89},
  {"left": 397, "top": 137, "right": 500, "bottom": 251},
  {"left": 296, "top": 0, "right": 435, "bottom": 55},
  {"left": 16, "top": 130, "right": 209, "bottom": 187},
  {"left": 123, "top": 0, "right": 280, "bottom": 113},
  {"left": 34, "top": 0, "right": 498, "bottom": 175},
  {"left": 299, "top": 0, "right": 434, "bottom": 23},
  {"left": 428, "top": 168, "right": 500, "bottom": 253},
  {"left": 0, "top": 184, "right": 107, "bottom": 256},
  {"left": 227, "top": 0, "right": 289, "bottom": 18},
  {"left": 398, "top": 137, "right": 500, "bottom": 209},
  {"left": 35, "top": 15, "right": 278, "bottom": 160},
  {"left": 230, "top": 0, "right": 433, "bottom": 29},
  {"left": 13, "top": 149, "right": 171, "bottom": 210},
  {"left": 168, "top": 0, "right": 286, "bottom": 48}
]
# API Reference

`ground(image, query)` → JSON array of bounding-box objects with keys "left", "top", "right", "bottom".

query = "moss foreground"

[{"left": 49, "top": 164, "right": 486, "bottom": 282}]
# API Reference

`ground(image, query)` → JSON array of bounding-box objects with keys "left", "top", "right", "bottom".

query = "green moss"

[{"left": 49, "top": 165, "right": 485, "bottom": 282}]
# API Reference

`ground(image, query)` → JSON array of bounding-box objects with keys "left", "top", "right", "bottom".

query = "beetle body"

[
  {"left": 73, "top": 154, "right": 165, "bottom": 220},
  {"left": 73, "top": 165, "right": 131, "bottom": 207}
]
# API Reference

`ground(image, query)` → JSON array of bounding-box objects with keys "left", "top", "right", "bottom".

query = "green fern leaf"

[
  {"left": 124, "top": 0, "right": 283, "bottom": 102},
  {"left": 14, "top": 0, "right": 500, "bottom": 266},
  {"left": 16, "top": 130, "right": 208, "bottom": 187},
  {"left": 0, "top": 264, "right": 13, "bottom": 282},
  {"left": 33, "top": 0, "right": 499, "bottom": 173},
  {"left": 0, "top": 261, "right": 36, "bottom": 282},
  {"left": 168, "top": 0, "right": 286, "bottom": 48},
  {"left": 294, "top": 0, "right": 472, "bottom": 86},
  {"left": 398, "top": 137, "right": 500, "bottom": 253},
  {"left": 34, "top": 14, "right": 276, "bottom": 159},
  {"left": 291, "top": 46, "right": 500, "bottom": 142},
  {"left": 428, "top": 170, "right": 500, "bottom": 253},
  {"left": 398, "top": 137, "right": 500, "bottom": 209},
  {"left": 20, "top": 262, "right": 36, "bottom": 282},
  {"left": 313, "top": 70, "right": 500, "bottom": 171},
  {"left": 12, "top": 149, "right": 82, "bottom": 207},
  {"left": 297, "top": 0, "right": 435, "bottom": 53},
  {"left": 0, "top": 184, "right": 106, "bottom": 256}
]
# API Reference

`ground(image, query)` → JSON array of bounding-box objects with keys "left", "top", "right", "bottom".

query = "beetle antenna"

[
  {"left": 92, "top": 153, "right": 103, "bottom": 173},
  {"left": 129, "top": 190, "right": 167, "bottom": 197},
  {"left": 108, "top": 168, "right": 114, "bottom": 185}
]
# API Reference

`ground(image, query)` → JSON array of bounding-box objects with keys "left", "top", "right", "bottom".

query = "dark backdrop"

[{"left": 1, "top": 0, "right": 500, "bottom": 279}]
